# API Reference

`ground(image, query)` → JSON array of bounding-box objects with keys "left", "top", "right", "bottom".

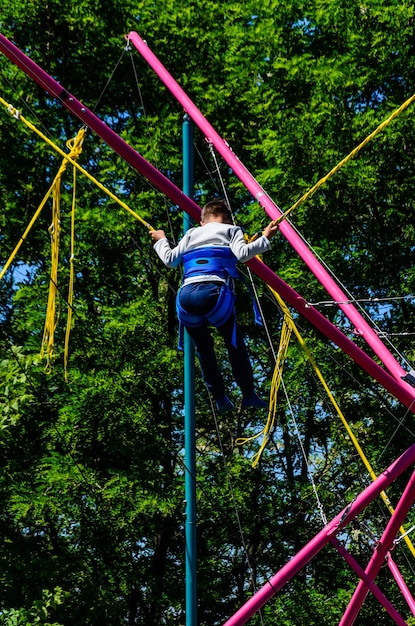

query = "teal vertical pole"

[{"left": 183, "top": 113, "right": 197, "bottom": 626}]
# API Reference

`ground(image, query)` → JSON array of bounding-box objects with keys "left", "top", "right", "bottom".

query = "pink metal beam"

[
  {"left": 331, "top": 538, "right": 407, "bottom": 626},
  {"left": 339, "top": 468, "right": 415, "bottom": 626},
  {"left": 248, "top": 258, "right": 415, "bottom": 412},
  {"left": 127, "top": 31, "right": 410, "bottom": 386},
  {"left": 0, "top": 33, "right": 414, "bottom": 413},
  {"left": 1, "top": 30, "right": 415, "bottom": 626},
  {"left": 387, "top": 553, "right": 415, "bottom": 617},
  {"left": 222, "top": 444, "right": 415, "bottom": 626},
  {"left": 0, "top": 34, "right": 201, "bottom": 225}
]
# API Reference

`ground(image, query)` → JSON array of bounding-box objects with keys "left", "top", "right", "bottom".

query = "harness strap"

[
  {"left": 177, "top": 247, "right": 263, "bottom": 351},
  {"left": 237, "top": 269, "right": 263, "bottom": 326},
  {"left": 177, "top": 282, "right": 237, "bottom": 350},
  {"left": 183, "top": 246, "right": 239, "bottom": 280}
]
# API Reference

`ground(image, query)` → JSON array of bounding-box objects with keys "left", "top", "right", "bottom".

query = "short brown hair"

[{"left": 201, "top": 198, "right": 233, "bottom": 224}]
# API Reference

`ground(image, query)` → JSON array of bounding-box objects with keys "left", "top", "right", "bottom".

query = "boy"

[{"left": 150, "top": 199, "right": 279, "bottom": 413}]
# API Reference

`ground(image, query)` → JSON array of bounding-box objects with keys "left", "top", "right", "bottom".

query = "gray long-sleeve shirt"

[{"left": 153, "top": 221, "right": 272, "bottom": 285}]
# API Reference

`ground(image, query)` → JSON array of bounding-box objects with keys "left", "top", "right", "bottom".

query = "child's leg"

[
  {"left": 217, "top": 314, "right": 255, "bottom": 397},
  {"left": 185, "top": 324, "right": 226, "bottom": 399},
  {"left": 179, "top": 282, "right": 228, "bottom": 399}
]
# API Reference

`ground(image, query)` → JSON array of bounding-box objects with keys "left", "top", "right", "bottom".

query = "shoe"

[
  {"left": 215, "top": 395, "right": 235, "bottom": 414},
  {"left": 241, "top": 392, "right": 268, "bottom": 410}
]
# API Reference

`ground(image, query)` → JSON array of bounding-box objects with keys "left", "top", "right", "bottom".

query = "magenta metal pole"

[
  {"left": 331, "top": 538, "right": 407, "bottom": 625},
  {"left": 1, "top": 30, "right": 415, "bottom": 626},
  {"left": 127, "top": 31, "right": 410, "bottom": 385},
  {"left": 247, "top": 258, "right": 415, "bottom": 412},
  {"left": 339, "top": 468, "right": 415, "bottom": 626},
  {"left": 0, "top": 33, "right": 201, "bottom": 225},
  {"left": 387, "top": 553, "right": 415, "bottom": 617},
  {"left": 223, "top": 444, "right": 415, "bottom": 626},
  {"left": 1, "top": 33, "right": 415, "bottom": 413}
]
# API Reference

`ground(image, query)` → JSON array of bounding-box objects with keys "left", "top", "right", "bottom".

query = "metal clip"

[{"left": 7, "top": 104, "right": 20, "bottom": 119}]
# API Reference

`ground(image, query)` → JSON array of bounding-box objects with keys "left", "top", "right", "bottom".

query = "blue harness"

[
  {"left": 182, "top": 246, "right": 239, "bottom": 281},
  {"left": 176, "top": 246, "right": 262, "bottom": 350}
]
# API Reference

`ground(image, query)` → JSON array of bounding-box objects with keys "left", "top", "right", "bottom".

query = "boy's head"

[{"left": 201, "top": 199, "right": 233, "bottom": 225}]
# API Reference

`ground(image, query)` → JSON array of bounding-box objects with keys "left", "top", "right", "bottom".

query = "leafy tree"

[
  {"left": 0, "top": 587, "right": 66, "bottom": 626},
  {"left": 1, "top": 0, "right": 415, "bottom": 624}
]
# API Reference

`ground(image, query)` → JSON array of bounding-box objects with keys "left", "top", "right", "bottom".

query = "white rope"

[
  {"left": 307, "top": 294, "right": 415, "bottom": 307},
  {"left": 394, "top": 524, "right": 415, "bottom": 544}
]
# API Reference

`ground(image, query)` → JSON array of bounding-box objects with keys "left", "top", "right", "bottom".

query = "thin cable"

[
  {"left": 90, "top": 46, "right": 127, "bottom": 114},
  {"left": 194, "top": 140, "right": 221, "bottom": 192},
  {"left": 307, "top": 295, "right": 415, "bottom": 307},
  {"left": 377, "top": 332, "right": 415, "bottom": 337},
  {"left": 284, "top": 218, "right": 412, "bottom": 369},
  {"left": 237, "top": 264, "right": 281, "bottom": 363},
  {"left": 377, "top": 398, "right": 415, "bottom": 463},
  {"left": 207, "top": 142, "right": 236, "bottom": 222},
  {"left": 330, "top": 350, "right": 415, "bottom": 441},
  {"left": 0, "top": 69, "right": 56, "bottom": 140},
  {"left": 394, "top": 524, "right": 415, "bottom": 545},
  {"left": 128, "top": 48, "right": 158, "bottom": 167},
  {"left": 127, "top": 48, "right": 176, "bottom": 243},
  {"left": 280, "top": 374, "right": 328, "bottom": 526}
]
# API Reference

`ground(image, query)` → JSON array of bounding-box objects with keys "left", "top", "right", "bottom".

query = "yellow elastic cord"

[
  {"left": 251, "top": 90, "right": 415, "bottom": 239},
  {"left": 272, "top": 287, "right": 415, "bottom": 558},
  {"left": 40, "top": 169, "right": 62, "bottom": 372},
  {"left": 236, "top": 312, "right": 292, "bottom": 467},
  {"left": 0, "top": 96, "right": 154, "bottom": 232},
  {"left": 0, "top": 98, "right": 156, "bottom": 377},
  {"left": 0, "top": 181, "right": 54, "bottom": 281},
  {"left": 64, "top": 136, "right": 80, "bottom": 381},
  {"left": 40, "top": 129, "right": 86, "bottom": 373},
  {"left": 238, "top": 257, "right": 415, "bottom": 556}
]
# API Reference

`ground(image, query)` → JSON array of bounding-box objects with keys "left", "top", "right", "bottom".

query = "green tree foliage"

[
  {"left": 1, "top": 1, "right": 415, "bottom": 624},
  {"left": 0, "top": 587, "right": 66, "bottom": 625}
]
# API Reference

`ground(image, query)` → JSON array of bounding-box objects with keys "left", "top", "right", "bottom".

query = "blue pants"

[{"left": 178, "top": 282, "right": 255, "bottom": 399}]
